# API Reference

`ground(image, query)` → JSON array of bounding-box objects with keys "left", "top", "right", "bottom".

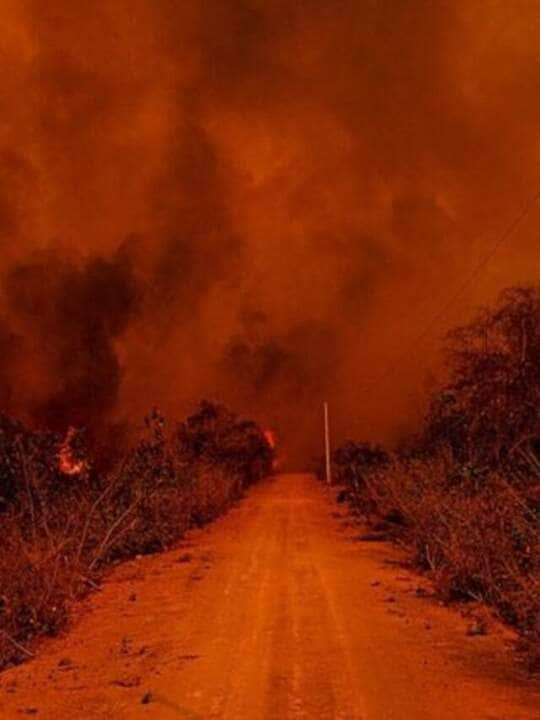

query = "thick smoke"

[
  {"left": 1, "top": 1, "right": 540, "bottom": 462},
  {"left": 2, "top": 241, "right": 139, "bottom": 431}
]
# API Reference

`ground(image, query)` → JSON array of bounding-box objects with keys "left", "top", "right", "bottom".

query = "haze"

[{"left": 1, "top": 1, "right": 540, "bottom": 462}]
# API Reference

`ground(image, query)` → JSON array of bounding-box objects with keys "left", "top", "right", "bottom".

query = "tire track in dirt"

[{"left": 0, "top": 474, "right": 538, "bottom": 719}]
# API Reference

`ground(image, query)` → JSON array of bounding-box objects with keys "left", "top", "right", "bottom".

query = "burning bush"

[
  {"left": 332, "top": 286, "right": 540, "bottom": 669},
  {"left": 0, "top": 401, "right": 274, "bottom": 669}
]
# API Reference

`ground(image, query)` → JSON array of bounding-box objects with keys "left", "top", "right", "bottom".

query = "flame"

[
  {"left": 263, "top": 429, "right": 276, "bottom": 450},
  {"left": 58, "top": 427, "right": 88, "bottom": 476},
  {"left": 263, "top": 429, "right": 280, "bottom": 470}
]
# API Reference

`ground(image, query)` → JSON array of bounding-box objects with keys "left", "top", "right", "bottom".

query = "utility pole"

[{"left": 324, "top": 401, "right": 331, "bottom": 485}]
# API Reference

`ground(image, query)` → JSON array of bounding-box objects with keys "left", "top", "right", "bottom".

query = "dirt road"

[{"left": 1, "top": 474, "right": 538, "bottom": 719}]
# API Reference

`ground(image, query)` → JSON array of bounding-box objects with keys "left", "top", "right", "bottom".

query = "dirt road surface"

[{"left": 1, "top": 474, "right": 539, "bottom": 719}]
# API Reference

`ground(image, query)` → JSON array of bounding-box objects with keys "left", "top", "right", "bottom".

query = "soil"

[{"left": 0, "top": 474, "right": 538, "bottom": 719}]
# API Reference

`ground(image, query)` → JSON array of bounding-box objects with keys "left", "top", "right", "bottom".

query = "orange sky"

[{"left": 1, "top": 1, "right": 540, "bottom": 461}]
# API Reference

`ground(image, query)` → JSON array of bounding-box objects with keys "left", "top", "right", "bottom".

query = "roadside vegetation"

[
  {"left": 0, "top": 400, "right": 273, "bottom": 669},
  {"left": 332, "top": 286, "right": 540, "bottom": 669}
]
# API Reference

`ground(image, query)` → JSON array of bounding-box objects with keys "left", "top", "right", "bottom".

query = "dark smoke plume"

[{"left": 2, "top": 242, "right": 139, "bottom": 431}]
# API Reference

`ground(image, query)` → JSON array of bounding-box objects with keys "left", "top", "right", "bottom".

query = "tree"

[{"left": 424, "top": 286, "right": 540, "bottom": 470}]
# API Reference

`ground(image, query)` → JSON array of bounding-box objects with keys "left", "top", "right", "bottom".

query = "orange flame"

[
  {"left": 263, "top": 429, "right": 280, "bottom": 470},
  {"left": 263, "top": 429, "right": 276, "bottom": 450},
  {"left": 58, "top": 427, "right": 87, "bottom": 476}
]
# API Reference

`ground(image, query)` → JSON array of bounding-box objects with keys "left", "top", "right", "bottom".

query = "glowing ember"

[{"left": 58, "top": 427, "right": 88, "bottom": 476}]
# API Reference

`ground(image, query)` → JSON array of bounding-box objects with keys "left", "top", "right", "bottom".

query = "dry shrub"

[
  {"left": 334, "top": 451, "right": 539, "bottom": 667},
  {"left": 0, "top": 401, "right": 274, "bottom": 669},
  {"left": 332, "top": 286, "right": 540, "bottom": 669},
  {"left": 0, "top": 517, "right": 71, "bottom": 664},
  {"left": 189, "top": 465, "right": 240, "bottom": 526}
]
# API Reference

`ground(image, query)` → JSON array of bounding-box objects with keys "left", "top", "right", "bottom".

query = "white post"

[{"left": 324, "top": 401, "right": 331, "bottom": 485}]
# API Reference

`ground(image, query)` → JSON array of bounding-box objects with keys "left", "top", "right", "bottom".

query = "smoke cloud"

[{"left": 1, "top": 1, "right": 540, "bottom": 462}]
